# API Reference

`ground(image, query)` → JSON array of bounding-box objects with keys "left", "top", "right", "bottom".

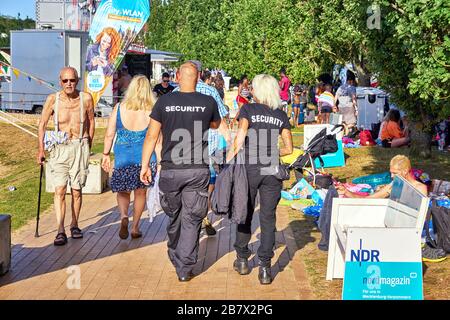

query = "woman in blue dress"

[{"left": 101, "top": 75, "right": 158, "bottom": 239}]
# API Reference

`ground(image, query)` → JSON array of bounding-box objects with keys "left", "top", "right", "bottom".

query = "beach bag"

[
  {"left": 425, "top": 200, "right": 450, "bottom": 253},
  {"left": 359, "top": 129, "right": 376, "bottom": 146}
]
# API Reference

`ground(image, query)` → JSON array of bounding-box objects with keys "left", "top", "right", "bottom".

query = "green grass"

[
  {"left": 0, "top": 125, "right": 106, "bottom": 231},
  {"left": 0, "top": 155, "right": 54, "bottom": 231},
  {"left": 285, "top": 131, "right": 450, "bottom": 299}
]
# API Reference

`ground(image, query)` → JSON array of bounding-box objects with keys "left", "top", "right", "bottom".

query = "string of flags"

[{"left": 0, "top": 61, "right": 57, "bottom": 91}]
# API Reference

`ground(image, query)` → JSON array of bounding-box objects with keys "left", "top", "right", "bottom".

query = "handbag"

[
  {"left": 260, "top": 164, "right": 291, "bottom": 181},
  {"left": 274, "top": 164, "right": 291, "bottom": 181}
]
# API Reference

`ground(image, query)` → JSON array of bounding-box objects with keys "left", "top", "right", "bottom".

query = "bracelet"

[{"left": 103, "top": 152, "right": 110, "bottom": 156}]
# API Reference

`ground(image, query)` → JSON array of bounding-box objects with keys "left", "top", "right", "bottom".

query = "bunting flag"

[
  {"left": 12, "top": 68, "right": 20, "bottom": 79},
  {"left": 0, "top": 61, "right": 57, "bottom": 91},
  {"left": 84, "top": 0, "right": 151, "bottom": 106},
  {"left": 1, "top": 65, "right": 8, "bottom": 74}
]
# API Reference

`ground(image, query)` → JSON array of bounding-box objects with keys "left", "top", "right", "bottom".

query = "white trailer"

[{"left": 2, "top": 29, "right": 89, "bottom": 113}]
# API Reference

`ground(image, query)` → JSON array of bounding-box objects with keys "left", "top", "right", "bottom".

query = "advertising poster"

[
  {"left": 84, "top": 0, "right": 150, "bottom": 105},
  {"left": 342, "top": 228, "right": 423, "bottom": 300}
]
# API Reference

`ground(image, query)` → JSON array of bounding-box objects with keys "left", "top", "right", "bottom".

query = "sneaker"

[{"left": 422, "top": 244, "right": 447, "bottom": 263}]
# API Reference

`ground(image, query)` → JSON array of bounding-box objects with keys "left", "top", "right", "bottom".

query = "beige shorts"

[{"left": 48, "top": 139, "right": 90, "bottom": 190}]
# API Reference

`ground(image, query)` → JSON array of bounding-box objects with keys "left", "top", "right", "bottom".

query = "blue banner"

[{"left": 84, "top": 0, "right": 150, "bottom": 105}]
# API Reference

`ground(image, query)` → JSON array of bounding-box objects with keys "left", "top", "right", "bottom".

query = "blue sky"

[{"left": 0, "top": 0, "right": 36, "bottom": 19}]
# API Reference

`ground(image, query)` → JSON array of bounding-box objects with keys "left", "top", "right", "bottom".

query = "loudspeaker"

[{"left": 0, "top": 214, "right": 11, "bottom": 275}]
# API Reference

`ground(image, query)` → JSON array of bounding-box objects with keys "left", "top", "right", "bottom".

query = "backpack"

[
  {"left": 425, "top": 200, "right": 450, "bottom": 253},
  {"left": 359, "top": 129, "right": 376, "bottom": 146},
  {"left": 371, "top": 122, "right": 381, "bottom": 140},
  {"left": 313, "top": 174, "right": 334, "bottom": 189}
]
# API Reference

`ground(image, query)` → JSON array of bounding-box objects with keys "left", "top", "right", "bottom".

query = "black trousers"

[
  {"left": 158, "top": 168, "right": 210, "bottom": 277},
  {"left": 234, "top": 166, "right": 282, "bottom": 267}
]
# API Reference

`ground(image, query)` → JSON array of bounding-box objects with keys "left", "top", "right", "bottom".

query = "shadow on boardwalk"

[{"left": 0, "top": 202, "right": 316, "bottom": 293}]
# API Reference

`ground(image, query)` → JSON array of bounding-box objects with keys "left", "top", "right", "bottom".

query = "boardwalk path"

[{"left": 0, "top": 190, "right": 313, "bottom": 300}]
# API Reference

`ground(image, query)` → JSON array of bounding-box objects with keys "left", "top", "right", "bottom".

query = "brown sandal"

[
  {"left": 119, "top": 217, "right": 129, "bottom": 239},
  {"left": 54, "top": 232, "right": 68, "bottom": 246},
  {"left": 70, "top": 227, "right": 83, "bottom": 239}
]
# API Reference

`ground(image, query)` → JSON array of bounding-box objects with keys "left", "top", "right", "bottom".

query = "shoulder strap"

[
  {"left": 116, "top": 103, "right": 122, "bottom": 128},
  {"left": 79, "top": 92, "right": 84, "bottom": 140},
  {"left": 54, "top": 92, "right": 60, "bottom": 132},
  {"left": 425, "top": 201, "right": 438, "bottom": 248}
]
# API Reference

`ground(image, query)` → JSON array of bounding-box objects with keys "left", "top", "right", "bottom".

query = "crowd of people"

[
  {"left": 230, "top": 68, "right": 450, "bottom": 152},
  {"left": 37, "top": 61, "right": 295, "bottom": 284},
  {"left": 36, "top": 61, "right": 448, "bottom": 284}
]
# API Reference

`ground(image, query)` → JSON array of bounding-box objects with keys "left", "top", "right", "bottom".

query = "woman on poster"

[{"left": 86, "top": 27, "right": 121, "bottom": 77}]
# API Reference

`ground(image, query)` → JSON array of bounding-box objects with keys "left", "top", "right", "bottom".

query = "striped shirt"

[
  {"left": 173, "top": 81, "right": 228, "bottom": 155},
  {"left": 318, "top": 91, "right": 335, "bottom": 108},
  {"left": 240, "top": 86, "right": 250, "bottom": 99}
]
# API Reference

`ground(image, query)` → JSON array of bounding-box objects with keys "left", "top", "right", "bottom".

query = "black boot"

[
  {"left": 233, "top": 257, "right": 250, "bottom": 275},
  {"left": 258, "top": 266, "right": 272, "bottom": 285},
  {"left": 178, "top": 271, "right": 195, "bottom": 282}
]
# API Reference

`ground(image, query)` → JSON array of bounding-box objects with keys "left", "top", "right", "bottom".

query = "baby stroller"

[{"left": 289, "top": 124, "right": 345, "bottom": 186}]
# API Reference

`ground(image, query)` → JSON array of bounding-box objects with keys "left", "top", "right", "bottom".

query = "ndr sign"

[{"left": 343, "top": 236, "right": 423, "bottom": 300}]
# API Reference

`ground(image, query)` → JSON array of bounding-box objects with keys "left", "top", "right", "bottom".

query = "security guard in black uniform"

[{"left": 140, "top": 62, "right": 221, "bottom": 281}]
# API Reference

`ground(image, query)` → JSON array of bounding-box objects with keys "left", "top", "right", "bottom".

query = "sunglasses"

[
  {"left": 163, "top": 80, "right": 170, "bottom": 83},
  {"left": 61, "top": 79, "right": 77, "bottom": 83}
]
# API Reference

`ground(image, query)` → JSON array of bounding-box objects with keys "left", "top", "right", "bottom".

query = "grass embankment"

[
  {"left": 287, "top": 126, "right": 450, "bottom": 299},
  {"left": 0, "top": 123, "right": 106, "bottom": 231}
]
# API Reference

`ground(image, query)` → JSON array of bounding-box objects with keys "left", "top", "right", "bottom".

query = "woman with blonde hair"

[
  {"left": 226, "top": 74, "right": 293, "bottom": 285},
  {"left": 102, "top": 75, "right": 158, "bottom": 239}
]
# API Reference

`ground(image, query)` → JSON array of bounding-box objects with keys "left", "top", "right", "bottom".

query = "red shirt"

[
  {"left": 381, "top": 121, "right": 405, "bottom": 140},
  {"left": 279, "top": 76, "right": 291, "bottom": 101}
]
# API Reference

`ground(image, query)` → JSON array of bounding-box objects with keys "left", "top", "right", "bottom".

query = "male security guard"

[{"left": 140, "top": 62, "right": 221, "bottom": 281}]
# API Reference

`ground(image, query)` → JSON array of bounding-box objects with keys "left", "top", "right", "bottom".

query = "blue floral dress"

[{"left": 110, "top": 104, "right": 157, "bottom": 192}]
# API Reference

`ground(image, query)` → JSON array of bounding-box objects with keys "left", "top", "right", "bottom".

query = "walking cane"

[{"left": 35, "top": 158, "right": 44, "bottom": 237}]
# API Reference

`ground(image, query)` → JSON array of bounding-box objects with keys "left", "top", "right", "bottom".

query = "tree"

[
  {"left": 0, "top": 16, "right": 35, "bottom": 48},
  {"left": 145, "top": 0, "right": 450, "bottom": 158},
  {"left": 364, "top": 0, "right": 450, "bottom": 157}
]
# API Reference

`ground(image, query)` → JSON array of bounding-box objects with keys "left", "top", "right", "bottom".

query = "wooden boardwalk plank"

[{"left": 0, "top": 190, "right": 313, "bottom": 300}]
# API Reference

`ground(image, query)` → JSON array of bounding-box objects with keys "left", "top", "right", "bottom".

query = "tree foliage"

[
  {"left": 146, "top": 0, "right": 450, "bottom": 138},
  {"left": 0, "top": 16, "right": 35, "bottom": 49}
]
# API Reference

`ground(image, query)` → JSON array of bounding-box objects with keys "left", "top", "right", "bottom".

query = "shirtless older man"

[{"left": 37, "top": 67, "right": 95, "bottom": 246}]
